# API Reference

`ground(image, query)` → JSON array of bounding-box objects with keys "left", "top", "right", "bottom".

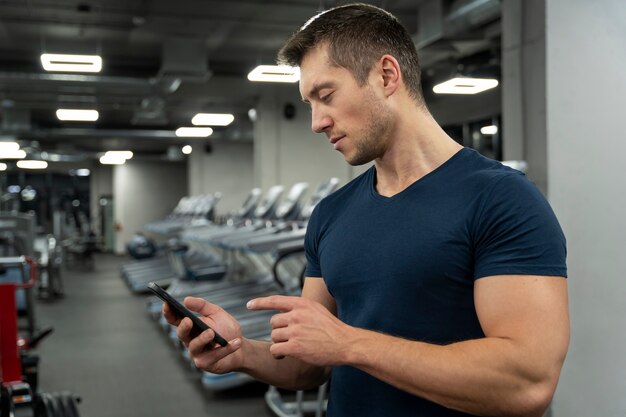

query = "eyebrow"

[{"left": 301, "top": 81, "right": 335, "bottom": 103}]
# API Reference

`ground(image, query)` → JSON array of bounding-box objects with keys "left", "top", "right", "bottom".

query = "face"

[{"left": 299, "top": 46, "right": 393, "bottom": 166}]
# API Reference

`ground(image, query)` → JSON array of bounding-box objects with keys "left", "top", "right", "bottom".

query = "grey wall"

[
  {"left": 188, "top": 141, "right": 254, "bottom": 216},
  {"left": 546, "top": 0, "right": 626, "bottom": 416},
  {"left": 254, "top": 83, "right": 370, "bottom": 199},
  {"left": 113, "top": 160, "right": 187, "bottom": 254}
]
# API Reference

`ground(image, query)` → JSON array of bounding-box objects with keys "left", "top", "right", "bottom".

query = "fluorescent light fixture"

[
  {"left": 175, "top": 127, "right": 213, "bottom": 137},
  {"left": 247, "top": 65, "right": 300, "bottom": 83},
  {"left": 17, "top": 160, "right": 48, "bottom": 169},
  {"left": 433, "top": 77, "right": 499, "bottom": 95},
  {"left": 0, "top": 142, "right": 20, "bottom": 152},
  {"left": 191, "top": 113, "right": 234, "bottom": 126},
  {"left": 0, "top": 162, "right": 7, "bottom": 171},
  {"left": 104, "top": 150, "right": 133, "bottom": 160},
  {"left": 75, "top": 169, "right": 91, "bottom": 176},
  {"left": 99, "top": 155, "right": 126, "bottom": 165},
  {"left": 182, "top": 145, "right": 192, "bottom": 155},
  {"left": 0, "top": 149, "right": 26, "bottom": 159},
  {"left": 41, "top": 53, "right": 102, "bottom": 73},
  {"left": 480, "top": 125, "right": 498, "bottom": 135},
  {"left": 56, "top": 109, "right": 99, "bottom": 122}
]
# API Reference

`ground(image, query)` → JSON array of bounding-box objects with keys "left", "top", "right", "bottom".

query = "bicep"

[
  {"left": 474, "top": 275, "right": 570, "bottom": 376},
  {"left": 301, "top": 277, "right": 337, "bottom": 316}
]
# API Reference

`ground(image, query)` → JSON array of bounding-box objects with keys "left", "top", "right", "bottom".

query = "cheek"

[{"left": 335, "top": 99, "right": 363, "bottom": 125}]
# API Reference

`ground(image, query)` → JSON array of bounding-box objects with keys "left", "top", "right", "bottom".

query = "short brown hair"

[{"left": 277, "top": 3, "right": 424, "bottom": 104}]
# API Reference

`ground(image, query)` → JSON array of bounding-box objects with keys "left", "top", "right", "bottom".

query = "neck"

[{"left": 373, "top": 106, "right": 463, "bottom": 197}]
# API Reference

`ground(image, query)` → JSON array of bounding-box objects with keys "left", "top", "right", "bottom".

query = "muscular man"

[{"left": 165, "top": 4, "right": 569, "bottom": 416}]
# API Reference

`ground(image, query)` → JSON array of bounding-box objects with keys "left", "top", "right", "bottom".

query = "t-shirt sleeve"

[
  {"left": 304, "top": 203, "right": 323, "bottom": 277},
  {"left": 473, "top": 173, "right": 567, "bottom": 280}
]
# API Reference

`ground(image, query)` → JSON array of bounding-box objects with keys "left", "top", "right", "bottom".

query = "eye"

[{"left": 320, "top": 91, "right": 333, "bottom": 103}]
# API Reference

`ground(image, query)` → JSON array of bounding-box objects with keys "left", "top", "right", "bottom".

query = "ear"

[{"left": 379, "top": 55, "right": 402, "bottom": 97}]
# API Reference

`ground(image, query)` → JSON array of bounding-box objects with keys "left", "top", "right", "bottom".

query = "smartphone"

[{"left": 148, "top": 282, "right": 228, "bottom": 347}]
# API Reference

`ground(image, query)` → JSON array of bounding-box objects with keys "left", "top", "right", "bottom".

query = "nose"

[{"left": 311, "top": 105, "right": 332, "bottom": 134}]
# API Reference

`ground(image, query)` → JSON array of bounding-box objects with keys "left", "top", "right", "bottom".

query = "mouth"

[{"left": 329, "top": 135, "right": 345, "bottom": 145}]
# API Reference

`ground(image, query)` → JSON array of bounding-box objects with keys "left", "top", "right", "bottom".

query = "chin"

[{"left": 346, "top": 155, "right": 374, "bottom": 166}]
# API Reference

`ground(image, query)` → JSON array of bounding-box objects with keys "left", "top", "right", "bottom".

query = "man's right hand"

[{"left": 163, "top": 296, "right": 244, "bottom": 374}]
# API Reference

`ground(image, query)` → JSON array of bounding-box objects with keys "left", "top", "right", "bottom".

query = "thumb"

[
  {"left": 184, "top": 296, "right": 223, "bottom": 316},
  {"left": 206, "top": 338, "right": 242, "bottom": 359}
]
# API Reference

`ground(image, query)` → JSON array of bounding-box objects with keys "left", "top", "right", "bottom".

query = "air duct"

[
  {"left": 157, "top": 37, "right": 211, "bottom": 85},
  {"left": 414, "top": 0, "right": 501, "bottom": 49}
]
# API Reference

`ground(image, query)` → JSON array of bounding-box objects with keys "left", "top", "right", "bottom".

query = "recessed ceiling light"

[
  {"left": 99, "top": 155, "right": 126, "bottom": 165},
  {"left": 182, "top": 145, "right": 192, "bottom": 154},
  {"left": 0, "top": 142, "right": 20, "bottom": 152},
  {"left": 175, "top": 127, "right": 213, "bottom": 137},
  {"left": 191, "top": 113, "right": 234, "bottom": 126},
  {"left": 0, "top": 162, "right": 7, "bottom": 171},
  {"left": 480, "top": 125, "right": 498, "bottom": 135},
  {"left": 41, "top": 53, "right": 102, "bottom": 73},
  {"left": 75, "top": 169, "right": 91, "bottom": 176},
  {"left": 433, "top": 77, "right": 499, "bottom": 95},
  {"left": 104, "top": 150, "right": 133, "bottom": 160},
  {"left": 247, "top": 65, "right": 300, "bottom": 83},
  {"left": 17, "top": 160, "right": 48, "bottom": 169},
  {"left": 0, "top": 149, "right": 27, "bottom": 159},
  {"left": 56, "top": 109, "right": 99, "bottom": 122}
]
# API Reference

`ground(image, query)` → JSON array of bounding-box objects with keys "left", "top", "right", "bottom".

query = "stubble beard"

[{"left": 346, "top": 96, "right": 393, "bottom": 166}]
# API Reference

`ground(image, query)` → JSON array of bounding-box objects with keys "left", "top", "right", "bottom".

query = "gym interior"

[{"left": 0, "top": 1, "right": 623, "bottom": 416}]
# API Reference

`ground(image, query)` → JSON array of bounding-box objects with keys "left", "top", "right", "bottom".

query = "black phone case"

[{"left": 148, "top": 282, "right": 228, "bottom": 347}]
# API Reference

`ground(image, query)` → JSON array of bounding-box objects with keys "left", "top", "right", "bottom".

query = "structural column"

[{"left": 501, "top": 0, "right": 548, "bottom": 193}]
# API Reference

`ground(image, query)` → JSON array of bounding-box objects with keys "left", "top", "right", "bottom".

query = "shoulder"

[{"left": 453, "top": 149, "right": 542, "bottom": 206}]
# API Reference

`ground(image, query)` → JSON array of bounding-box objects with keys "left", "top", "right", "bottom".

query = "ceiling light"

[
  {"left": 480, "top": 125, "right": 498, "bottom": 135},
  {"left": 182, "top": 145, "right": 192, "bottom": 155},
  {"left": 247, "top": 65, "right": 300, "bottom": 83},
  {"left": 41, "top": 53, "right": 102, "bottom": 73},
  {"left": 56, "top": 109, "right": 99, "bottom": 122},
  {"left": 99, "top": 155, "right": 126, "bottom": 165},
  {"left": 47, "top": 153, "right": 63, "bottom": 162},
  {"left": 1, "top": 149, "right": 27, "bottom": 159},
  {"left": 175, "top": 127, "right": 213, "bottom": 137},
  {"left": 433, "top": 77, "right": 499, "bottom": 95},
  {"left": 191, "top": 113, "right": 234, "bottom": 126},
  {"left": 75, "top": 169, "right": 91, "bottom": 176},
  {"left": 17, "top": 160, "right": 48, "bottom": 169},
  {"left": 0, "top": 162, "right": 7, "bottom": 171},
  {"left": 0, "top": 142, "right": 20, "bottom": 152},
  {"left": 104, "top": 151, "right": 133, "bottom": 160}
]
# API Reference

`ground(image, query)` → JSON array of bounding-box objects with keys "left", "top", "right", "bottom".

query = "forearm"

[
  {"left": 237, "top": 338, "right": 329, "bottom": 390},
  {"left": 344, "top": 328, "right": 562, "bottom": 417}
]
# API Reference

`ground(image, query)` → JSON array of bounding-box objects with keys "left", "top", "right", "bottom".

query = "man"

[{"left": 165, "top": 4, "right": 569, "bottom": 416}]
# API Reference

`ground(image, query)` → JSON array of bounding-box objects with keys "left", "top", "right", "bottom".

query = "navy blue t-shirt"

[{"left": 304, "top": 147, "right": 567, "bottom": 417}]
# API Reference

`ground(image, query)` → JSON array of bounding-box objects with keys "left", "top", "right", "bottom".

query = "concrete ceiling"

[{"left": 0, "top": 0, "right": 501, "bottom": 161}]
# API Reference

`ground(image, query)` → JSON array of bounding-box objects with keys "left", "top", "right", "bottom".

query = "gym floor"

[{"left": 34, "top": 253, "right": 273, "bottom": 417}]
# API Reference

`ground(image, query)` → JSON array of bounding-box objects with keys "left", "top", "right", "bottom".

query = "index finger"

[
  {"left": 162, "top": 302, "right": 181, "bottom": 326},
  {"left": 247, "top": 295, "right": 301, "bottom": 312}
]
